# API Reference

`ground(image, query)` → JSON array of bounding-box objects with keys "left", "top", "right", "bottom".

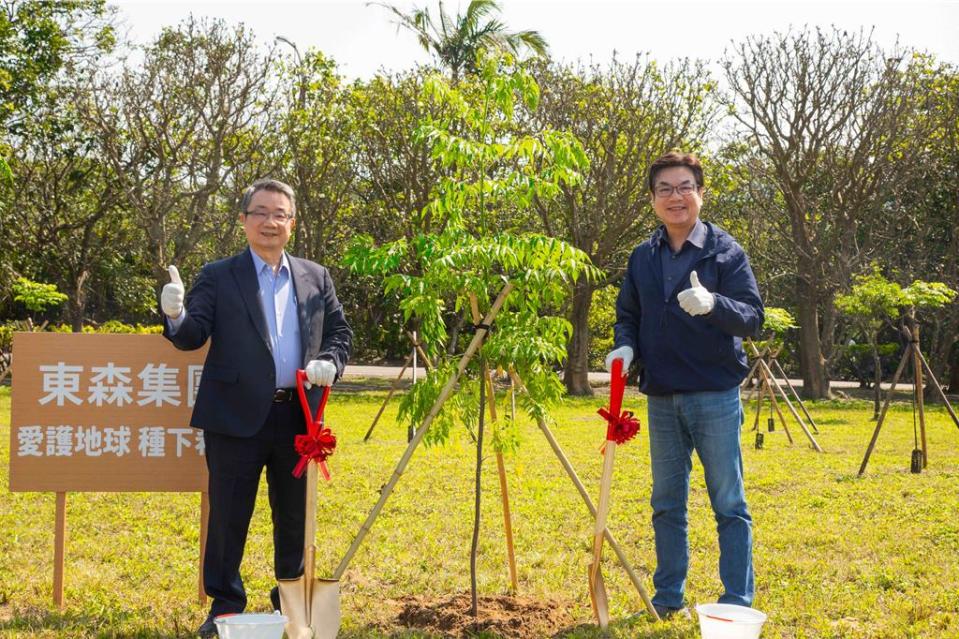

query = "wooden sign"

[{"left": 10, "top": 332, "right": 209, "bottom": 492}]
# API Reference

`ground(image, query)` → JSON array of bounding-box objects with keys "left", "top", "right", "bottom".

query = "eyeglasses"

[
  {"left": 653, "top": 183, "right": 699, "bottom": 198},
  {"left": 244, "top": 211, "right": 294, "bottom": 223}
]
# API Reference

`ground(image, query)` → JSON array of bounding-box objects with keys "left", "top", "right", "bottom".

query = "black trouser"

[{"left": 203, "top": 400, "right": 306, "bottom": 616}]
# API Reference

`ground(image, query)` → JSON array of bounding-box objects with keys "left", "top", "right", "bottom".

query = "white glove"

[
  {"left": 305, "top": 359, "right": 337, "bottom": 387},
  {"left": 161, "top": 265, "right": 185, "bottom": 319},
  {"left": 677, "top": 270, "right": 715, "bottom": 316},
  {"left": 604, "top": 345, "right": 633, "bottom": 375}
]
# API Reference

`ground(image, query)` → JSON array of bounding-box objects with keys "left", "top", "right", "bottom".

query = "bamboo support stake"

[
  {"left": 406, "top": 330, "right": 435, "bottom": 371},
  {"left": 332, "top": 283, "right": 513, "bottom": 579},
  {"left": 757, "top": 358, "right": 822, "bottom": 452},
  {"left": 756, "top": 360, "right": 793, "bottom": 444},
  {"left": 751, "top": 381, "right": 765, "bottom": 432},
  {"left": 770, "top": 358, "right": 820, "bottom": 434},
  {"left": 363, "top": 351, "right": 414, "bottom": 442},
  {"left": 508, "top": 370, "right": 659, "bottom": 621},
  {"left": 915, "top": 348, "right": 959, "bottom": 430},
  {"left": 53, "top": 492, "right": 66, "bottom": 608},
  {"left": 470, "top": 294, "right": 519, "bottom": 592},
  {"left": 858, "top": 343, "right": 913, "bottom": 475},
  {"left": 911, "top": 331, "right": 928, "bottom": 468}
]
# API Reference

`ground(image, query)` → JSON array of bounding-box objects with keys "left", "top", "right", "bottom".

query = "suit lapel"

[
  {"left": 232, "top": 248, "right": 272, "bottom": 353},
  {"left": 289, "top": 255, "right": 313, "bottom": 364}
]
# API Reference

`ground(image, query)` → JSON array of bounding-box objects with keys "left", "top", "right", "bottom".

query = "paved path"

[{"left": 343, "top": 365, "right": 918, "bottom": 392}]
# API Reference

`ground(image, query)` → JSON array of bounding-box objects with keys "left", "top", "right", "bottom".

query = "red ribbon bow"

[
  {"left": 292, "top": 370, "right": 336, "bottom": 480},
  {"left": 597, "top": 407, "right": 641, "bottom": 445},
  {"left": 597, "top": 357, "right": 641, "bottom": 450},
  {"left": 293, "top": 428, "right": 336, "bottom": 480}
]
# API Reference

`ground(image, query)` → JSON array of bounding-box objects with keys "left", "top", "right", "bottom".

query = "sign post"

[{"left": 9, "top": 332, "right": 208, "bottom": 606}]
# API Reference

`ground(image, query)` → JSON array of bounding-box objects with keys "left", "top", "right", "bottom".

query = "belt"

[{"left": 273, "top": 388, "right": 297, "bottom": 403}]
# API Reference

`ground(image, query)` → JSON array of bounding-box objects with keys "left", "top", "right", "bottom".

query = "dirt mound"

[{"left": 394, "top": 592, "right": 575, "bottom": 638}]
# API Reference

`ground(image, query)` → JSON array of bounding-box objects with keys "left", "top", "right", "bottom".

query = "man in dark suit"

[{"left": 160, "top": 178, "right": 352, "bottom": 637}]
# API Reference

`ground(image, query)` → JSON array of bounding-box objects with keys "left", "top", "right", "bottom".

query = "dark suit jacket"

[{"left": 163, "top": 248, "right": 353, "bottom": 437}]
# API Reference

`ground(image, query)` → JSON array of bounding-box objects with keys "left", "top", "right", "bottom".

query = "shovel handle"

[
  {"left": 608, "top": 358, "right": 624, "bottom": 430},
  {"left": 296, "top": 370, "right": 331, "bottom": 435}
]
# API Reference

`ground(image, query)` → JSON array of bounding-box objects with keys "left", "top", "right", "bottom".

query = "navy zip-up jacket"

[{"left": 613, "top": 222, "right": 764, "bottom": 395}]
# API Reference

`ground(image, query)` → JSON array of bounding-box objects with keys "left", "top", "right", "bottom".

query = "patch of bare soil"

[{"left": 393, "top": 592, "right": 575, "bottom": 638}]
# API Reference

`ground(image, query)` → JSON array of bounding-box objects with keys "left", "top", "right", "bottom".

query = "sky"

[{"left": 112, "top": 0, "right": 959, "bottom": 78}]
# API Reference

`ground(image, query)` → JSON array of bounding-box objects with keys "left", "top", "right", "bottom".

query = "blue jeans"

[{"left": 646, "top": 387, "right": 753, "bottom": 608}]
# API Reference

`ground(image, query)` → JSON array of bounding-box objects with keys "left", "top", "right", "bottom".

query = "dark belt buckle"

[{"left": 273, "top": 388, "right": 293, "bottom": 403}]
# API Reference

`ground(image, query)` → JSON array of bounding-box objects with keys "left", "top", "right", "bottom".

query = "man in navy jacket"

[
  {"left": 160, "top": 179, "right": 352, "bottom": 636},
  {"left": 606, "top": 151, "right": 763, "bottom": 617}
]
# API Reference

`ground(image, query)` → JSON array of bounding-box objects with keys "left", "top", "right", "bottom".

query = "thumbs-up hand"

[
  {"left": 161, "top": 265, "right": 185, "bottom": 319},
  {"left": 677, "top": 270, "right": 715, "bottom": 316}
]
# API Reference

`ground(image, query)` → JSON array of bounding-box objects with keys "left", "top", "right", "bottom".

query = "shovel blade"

[
  {"left": 277, "top": 577, "right": 341, "bottom": 639},
  {"left": 310, "top": 578, "right": 341, "bottom": 639},
  {"left": 588, "top": 562, "right": 610, "bottom": 628}
]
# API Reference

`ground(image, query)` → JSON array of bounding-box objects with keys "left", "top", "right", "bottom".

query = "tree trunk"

[
  {"left": 795, "top": 279, "right": 830, "bottom": 399},
  {"left": 68, "top": 271, "right": 89, "bottom": 333},
  {"left": 469, "top": 370, "right": 485, "bottom": 619},
  {"left": 870, "top": 338, "right": 881, "bottom": 420},
  {"left": 946, "top": 341, "right": 959, "bottom": 394},
  {"left": 563, "top": 280, "right": 594, "bottom": 397}
]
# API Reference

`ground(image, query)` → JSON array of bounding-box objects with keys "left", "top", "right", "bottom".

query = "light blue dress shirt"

[
  {"left": 249, "top": 251, "right": 302, "bottom": 388},
  {"left": 167, "top": 251, "right": 303, "bottom": 388}
]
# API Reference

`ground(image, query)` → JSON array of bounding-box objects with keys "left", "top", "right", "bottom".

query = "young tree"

[
  {"left": 344, "top": 52, "right": 597, "bottom": 614},
  {"left": 835, "top": 266, "right": 908, "bottom": 418}
]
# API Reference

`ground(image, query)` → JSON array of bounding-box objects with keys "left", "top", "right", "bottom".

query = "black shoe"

[
  {"left": 270, "top": 585, "right": 281, "bottom": 612},
  {"left": 653, "top": 604, "right": 691, "bottom": 620},
  {"left": 197, "top": 614, "right": 218, "bottom": 638}
]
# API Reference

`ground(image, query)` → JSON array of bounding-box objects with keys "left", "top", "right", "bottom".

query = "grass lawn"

[{"left": 1, "top": 382, "right": 958, "bottom": 638}]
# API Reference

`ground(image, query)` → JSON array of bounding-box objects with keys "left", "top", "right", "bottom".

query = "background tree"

[
  {"left": 722, "top": 27, "right": 936, "bottom": 398},
  {"left": 78, "top": 17, "right": 276, "bottom": 289},
  {"left": 373, "top": 0, "right": 547, "bottom": 82},
  {"left": 346, "top": 69, "right": 447, "bottom": 359},
  {"left": 529, "top": 55, "right": 718, "bottom": 394},
  {"left": 0, "top": 0, "right": 115, "bottom": 298},
  {"left": 869, "top": 59, "right": 959, "bottom": 391}
]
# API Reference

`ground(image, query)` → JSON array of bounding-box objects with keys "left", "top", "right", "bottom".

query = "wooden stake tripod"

[
  {"left": 744, "top": 340, "right": 823, "bottom": 452},
  {"left": 858, "top": 323, "right": 959, "bottom": 475},
  {"left": 362, "top": 331, "right": 433, "bottom": 442},
  {"left": 330, "top": 284, "right": 658, "bottom": 620}
]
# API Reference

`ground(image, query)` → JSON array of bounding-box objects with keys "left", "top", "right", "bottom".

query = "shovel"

[
  {"left": 589, "top": 357, "right": 640, "bottom": 628},
  {"left": 277, "top": 371, "right": 340, "bottom": 639}
]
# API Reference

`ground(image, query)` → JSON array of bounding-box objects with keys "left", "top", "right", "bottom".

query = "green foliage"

[
  {"left": 762, "top": 307, "right": 797, "bottom": 335},
  {"left": 345, "top": 52, "right": 597, "bottom": 447},
  {"left": 834, "top": 266, "right": 906, "bottom": 328},
  {"left": 373, "top": 0, "right": 548, "bottom": 81},
  {"left": 48, "top": 321, "right": 162, "bottom": 334},
  {"left": 11, "top": 277, "right": 67, "bottom": 313},
  {"left": 901, "top": 280, "right": 957, "bottom": 309},
  {"left": 587, "top": 285, "right": 618, "bottom": 370}
]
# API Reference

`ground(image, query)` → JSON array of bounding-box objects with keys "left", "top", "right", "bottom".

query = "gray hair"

[{"left": 240, "top": 179, "right": 296, "bottom": 216}]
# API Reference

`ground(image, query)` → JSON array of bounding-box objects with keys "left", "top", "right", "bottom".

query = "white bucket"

[
  {"left": 214, "top": 612, "right": 289, "bottom": 639},
  {"left": 695, "top": 603, "right": 767, "bottom": 639}
]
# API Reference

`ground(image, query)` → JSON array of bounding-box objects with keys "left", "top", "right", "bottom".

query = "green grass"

[{"left": 1, "top": 384, "right": 958, "bottom": 638}]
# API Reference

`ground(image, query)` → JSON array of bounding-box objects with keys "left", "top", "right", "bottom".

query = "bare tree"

[
  {"left": 529, "top": 55, "right": 719, "bottom": 395},
  {"left": 722, "top": 27, "right": 935, "bottom": 398},
  {"left": 78, "top": 17, "right": 277, "bottom": 284}
]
